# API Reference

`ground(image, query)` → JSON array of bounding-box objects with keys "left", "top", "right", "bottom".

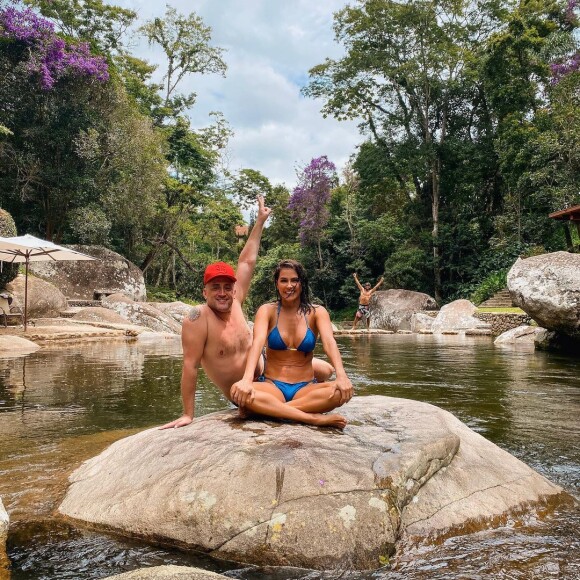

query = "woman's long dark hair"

[{"left": 274, "top": 259, "right": 314, "bottom": 315}]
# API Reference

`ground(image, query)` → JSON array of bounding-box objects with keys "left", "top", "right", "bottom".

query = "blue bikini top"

[{"left": 267, "top": 303, "right": 316, "bottom": 353}]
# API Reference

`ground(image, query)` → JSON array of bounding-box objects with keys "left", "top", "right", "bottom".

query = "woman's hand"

[
  {"left": 330, "top": 374, "right": 354, "bottom": 405},
  {"left": 230, "top": 379, "right": 256, "bottom": 408}
]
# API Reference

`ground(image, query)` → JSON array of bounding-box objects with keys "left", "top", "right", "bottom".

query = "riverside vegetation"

[{"left": 0, "top": 0, "right": 578, "bottom": 315}]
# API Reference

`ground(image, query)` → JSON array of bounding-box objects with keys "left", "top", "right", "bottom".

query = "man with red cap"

[{"left": 160, "top": 196, "right": 333, "bottom": 429}]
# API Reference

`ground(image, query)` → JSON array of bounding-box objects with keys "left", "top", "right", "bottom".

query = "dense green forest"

[{"left": 0, "top": 0, "right": 578, "bottom": 315}]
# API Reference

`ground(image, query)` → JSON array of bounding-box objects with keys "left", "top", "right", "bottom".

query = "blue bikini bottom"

[{"left": 257, "top": 376, "right": 316, "bottom": 402}]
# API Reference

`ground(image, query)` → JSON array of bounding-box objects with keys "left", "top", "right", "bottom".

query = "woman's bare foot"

[
  {"left": 308, "top": 413, "right": 347, "bottom": 429},
  {"left": 238, "top": 406, "right": 251, "bottom": 419}
]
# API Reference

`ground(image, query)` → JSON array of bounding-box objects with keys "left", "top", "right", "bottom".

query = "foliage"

[
  {"left": 469, "top": 270, "right": 508, "bottom": 306},
  {"left": 0, "top": 5, "right": 109, "bottom": 89},
  {"left": 0, "top": 207, "right": 19, "bottom": 288}
]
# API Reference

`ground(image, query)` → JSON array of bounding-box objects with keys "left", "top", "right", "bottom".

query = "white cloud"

[{"left": 117, "top": 0, "right": 362, "bottom": 188}]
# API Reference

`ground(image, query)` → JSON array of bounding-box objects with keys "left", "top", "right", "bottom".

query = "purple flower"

[{"left": 0, "top": 6, "right": 109, "bottom": 90}]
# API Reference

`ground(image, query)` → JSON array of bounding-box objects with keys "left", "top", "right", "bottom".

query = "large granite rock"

[
  {"left": 29, "top": 245, "right": 146, "bottom": 301},
  {"left": 431, "top": 299, "right": 491, "bottom": 334},
  {"left": 58, "top": 396, "right": 565, "bottom": 571},
  {"left": 72, "top": 307, "right": 130, "bottom": 324},
  {"left": 369, "top": 290, "right": 437, "bottom": 331},
  {"left": 150, "top": 301, "right": 193, "bottom": 324},
  {"left": 6, "top": 274, "right": 67, "bottom": 318},
  {"left": 102, "top": 294, "right": 181, "bottom": 334},
  {"left": 0, "top": 496, "right": 8, "bottom": 572},
  {"left": 508, "top": 252, "right": 580, "bottom": 341},
  {"left": 103, "top": 566, "right": 227, "bottom": 580}
]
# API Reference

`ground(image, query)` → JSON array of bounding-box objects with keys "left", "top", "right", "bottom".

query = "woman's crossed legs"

[{"left": 239, "top": 380, "right": 346, "bottom": 429}]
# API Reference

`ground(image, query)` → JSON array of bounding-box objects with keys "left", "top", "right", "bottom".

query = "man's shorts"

[{"left": 357, "top": 304, "right": 370, "bottom": 319}]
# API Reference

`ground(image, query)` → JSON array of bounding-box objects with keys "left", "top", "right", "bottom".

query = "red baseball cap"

[{"left": 203, "top": 262, "right": 237, "bottom": 285}]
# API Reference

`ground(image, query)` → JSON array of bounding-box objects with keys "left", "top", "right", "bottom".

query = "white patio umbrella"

[{"left": 0, "top": 234, "right": 96, "bottom": 330}]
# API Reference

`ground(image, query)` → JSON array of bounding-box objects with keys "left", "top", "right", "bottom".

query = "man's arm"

[
  {"left": 159, "top": 306, "right": 208, "bottom": 429},
  {"left": 235, "top": 196, "right": 272, "bottom": 304},
  {"left": 230, "top": 304, "right": 271, "bottom": 407},
  {"left": 352, "top": 272, "right": 364, "bottom": 292},
  {"left": 371, "top": 277, "right": 384, "bottom": 293},
  {"left": 316, "top": 306, "right": 354, "bottom": 405}
]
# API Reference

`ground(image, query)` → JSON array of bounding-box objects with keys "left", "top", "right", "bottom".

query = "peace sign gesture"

[{"left": 256, "top": 195, "right": 272, "bottom": 224}]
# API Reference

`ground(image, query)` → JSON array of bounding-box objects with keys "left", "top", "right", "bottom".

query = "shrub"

[
  {"left": 470, "top": 270, "right": 508, "bottom": 306},
  {"left": 0, "top": 208, "right": 19, "bottom": 289}
]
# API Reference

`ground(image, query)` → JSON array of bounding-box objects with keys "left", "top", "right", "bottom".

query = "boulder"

[
  {"left": 6, "top": 274, "right": 67, "bottom": 318},
  {"left": 534, "top": 328, "right": 580, "bottom": 355},
  {"left": 58, "top": 396, "right": 565, "bottom": 571},
  {"left": 0, "top": 335, "right": 40, "bottom": 356},
  {"left": 102, "top": 294, "right": 181, "bottom": 335},
  {"left": 494, "top": 325, "right": 544, "bottom": 346},
  {"left": 103, "top": 566, "right": 228, "bottom": 580},
  {"left": 431, "top": 300, "right": 491, "bottom": 334},
  {"left": 0, "top": 496, "right": 8, "bottom": 572},
  {"left": 72, "top": 307, "right": 130, "bottom": 324},
  {"left": 410, "top": 312, "right": 435, "bottom": 333},
  {"left": 508, "top": 251, "right": 580, "bottom": 341},
  {"left": 29, "top": 245, "right": 146, "bottom": 301},
  {"left": 369, "top": 290, "right": 437, "bottom": 331},
  {"left": 150, "top": 301, "right": 193, "bottom": 324}
]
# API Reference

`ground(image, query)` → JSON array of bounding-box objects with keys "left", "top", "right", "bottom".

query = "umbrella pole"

[{"left": 24, "top": 257, "right": 29, "bottom": 332}]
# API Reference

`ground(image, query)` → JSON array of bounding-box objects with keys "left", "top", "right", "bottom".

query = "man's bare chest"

[{"left": 205, "top": 317, "right": 251, "bottom": 359}]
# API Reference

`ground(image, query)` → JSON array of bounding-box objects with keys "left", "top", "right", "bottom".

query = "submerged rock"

[
  {"left": 369, "top": 290, "right": 437, "bottom": 331},
  {"left": 494, "top": 325, "right": 543, "bottom": 346},
  {"left": 58, "top": 397, "right": 565, "bottom": 571},
  {"left": 508, "top": 251, "right": 580, "bottom": 342},
  {"left": 103, "top": 566, "right": 228, "bottom": 579},
  {"left": 0, "top": 335, "right": 40, "bottom": 356}
]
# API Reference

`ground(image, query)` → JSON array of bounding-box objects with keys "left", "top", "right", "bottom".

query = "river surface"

[{"left": 0, "top": 335, "right": 578, "bottom": 579}]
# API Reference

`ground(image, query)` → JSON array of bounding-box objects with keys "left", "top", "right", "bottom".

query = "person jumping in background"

[{"left": 351, "top": 272, "right": 384, "bottom": 331}]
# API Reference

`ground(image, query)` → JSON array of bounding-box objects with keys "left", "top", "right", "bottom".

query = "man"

[
  {"left": 160, "top": 196, "right": 334, "bottom": 429},
  {"left": 351, "top": 272, "right": 384, "bottom": 331}
]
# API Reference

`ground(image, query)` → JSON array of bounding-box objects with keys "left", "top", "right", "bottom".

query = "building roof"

[
  {"left": 548, "top": 204, "right": 580, "bottom": 222},
  {"left": 235, "top": 225, "right": 249, "bottom": 237}
]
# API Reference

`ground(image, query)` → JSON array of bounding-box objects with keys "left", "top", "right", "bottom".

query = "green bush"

[
  {"left": 0, "top": 208, "right": 19, "bottom": 289},
  {"left": 470, "top": 270, "right": 508, "bottom": 306}
]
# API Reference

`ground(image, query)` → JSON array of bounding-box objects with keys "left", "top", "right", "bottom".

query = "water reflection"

[{"left": 0, "top": 336, "right": 578, "bottom": 579}]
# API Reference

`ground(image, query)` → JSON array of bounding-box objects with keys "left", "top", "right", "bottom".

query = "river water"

[{"left": 0, "top": 335, "right": 578, "bottom": 579}]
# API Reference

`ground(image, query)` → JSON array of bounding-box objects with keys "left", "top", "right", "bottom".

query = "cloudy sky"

[{"left": 116, "top": 0, "right": 362, "bottom": 189}]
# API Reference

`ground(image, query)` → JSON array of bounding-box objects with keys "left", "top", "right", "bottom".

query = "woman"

[{"left": 230, "top": 259, "right": 353, "bottom": 428}]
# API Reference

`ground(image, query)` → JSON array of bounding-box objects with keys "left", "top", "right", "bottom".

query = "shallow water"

[{"left": 0, "top": 335, "right": 578, "bottom": 579}]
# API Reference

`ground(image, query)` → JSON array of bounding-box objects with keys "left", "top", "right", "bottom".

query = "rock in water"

[
  {"left": 58, "top": 397, "right": 566, "bottom": 571},
  {"left": 369, "top": 290, "right": 437, "bottom": 331},
  {"left": 103, "top": 566, "right": 228, "bottom": 579},
  {"left": 508, "top": 251, "right": 580, "bottom": 341}
]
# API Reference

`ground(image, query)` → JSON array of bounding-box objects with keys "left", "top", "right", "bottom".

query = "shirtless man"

[
  {"left": 160, "top": 197, "right": 333, "bottom": 429},
  {"left": 351, "top": 273, "right": 384, "bottom": 330}
]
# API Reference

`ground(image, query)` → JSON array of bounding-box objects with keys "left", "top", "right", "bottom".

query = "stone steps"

[
  {"left": 479, "top": 289, "right": 514, "bottom": 308},
  {"left": 66, "top": 299, "right": 102, "bottom": 308}
]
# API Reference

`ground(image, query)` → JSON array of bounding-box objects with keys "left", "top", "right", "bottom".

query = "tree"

[
  {"left": 23, "top": 0, "right": 137, "bottom": 52},
  {"left": 139, "top": 6, "right": 226, "bottom": 120},
  {"left": 289, "top": 156, "right": 337, "bottom": 269},
  {"left": 305, "top": 0, "right": 503, "bottom": 303}
]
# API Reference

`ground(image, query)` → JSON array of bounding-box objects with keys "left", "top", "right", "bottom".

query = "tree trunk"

[{"left": 431, "top": 158, "right": 442, "bottom": 305}]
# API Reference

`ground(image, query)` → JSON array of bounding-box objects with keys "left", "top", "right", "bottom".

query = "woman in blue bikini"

[{"left": 230, "top": 259, "right": 353, "bottom": 428}]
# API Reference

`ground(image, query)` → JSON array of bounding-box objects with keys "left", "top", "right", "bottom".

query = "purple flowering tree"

[
  {"left": 289, "top": 155, "right": 337, "bottom": 268},
  {"left": 0, "top": 5, "right": 109, "bottom": 89},
  {"left": 549, "top": 0, "right": 579, "bottom": 83}
]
